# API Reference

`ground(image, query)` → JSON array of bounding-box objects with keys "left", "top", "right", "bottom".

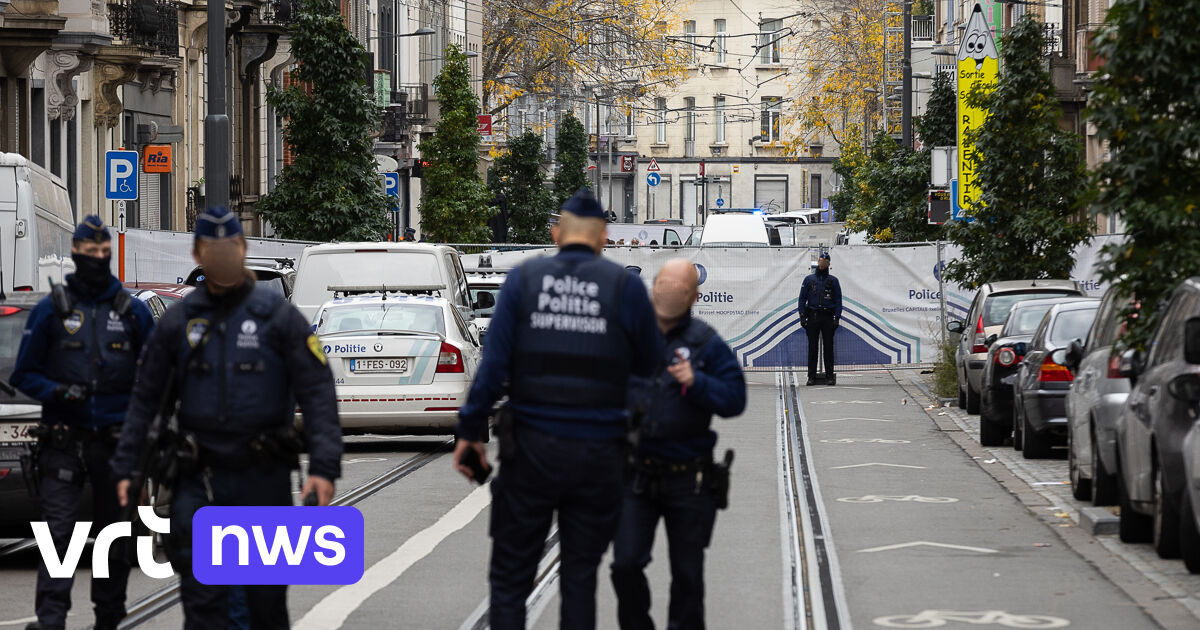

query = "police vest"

[
  {"left": 511, "top": 254, "right": 632, "bottom": 408},
  {"left": 44, "top": 286, "right": 141, "bottom": 395},
  {"left": 637, "top": 318, "right": 718, "bottom": 442},
  {"left": 176, "top": 287, "right": 292, "bottom": 435}
]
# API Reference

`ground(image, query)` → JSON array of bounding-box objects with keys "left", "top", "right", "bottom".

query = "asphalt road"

[{"left": 0, "top": 372, "right": 1195, "bottom": 629}]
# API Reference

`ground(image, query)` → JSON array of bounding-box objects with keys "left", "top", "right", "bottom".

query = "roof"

[
  {"left": 1008, "top": 296, "right": 1092, "bottom": 311},
  {"left": 985, "top": 279, "right": 1081, "bottom": 294},
  {"left": 0, "top": 291, "right": 47, "bottom": 305},
  {"left": 324, "top": 293, "right": 451, "bottom": 308},
  {"left": 303, "top": 242, "right": 453, "bottom": 255},
  {"left": 1045, "top": 298, "right": 1101, "bottom": 314}
]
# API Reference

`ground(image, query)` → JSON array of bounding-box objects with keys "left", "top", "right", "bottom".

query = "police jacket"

[
  {"left": 630, "top": 312, "right": 746, "bottom": 461},
  {"left": 10, "top": 275, "right": 155, "bottom": 428},
  {"left": 798, "top": 269, "right": 843, "bottom": 317},
  {"left": 456, "top": 244, "right": 659, "bottom": 442},
  {"left": 110, "top": 278, "right": 343, "bottom": 482}
]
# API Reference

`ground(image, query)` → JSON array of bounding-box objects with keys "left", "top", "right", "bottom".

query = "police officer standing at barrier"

[
  {"left": 454, "top": 188, "right": 659, "bottom": 630},
  {"left": 10, "top": 215, "right": 155, "bottom": 630},
  {"left": 611, "top": 259, "right": 746, "bottom": 630},
  {"left": 799, "top": 251, "right": 842, "bottom": 386},
  {"left": 110, "top": 207, "right": 342, "bottom": 630}
]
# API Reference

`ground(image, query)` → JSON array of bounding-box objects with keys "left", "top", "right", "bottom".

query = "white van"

[
  {"left": 292, "top": 243, "right": 474, "bottom": 321},
  {"left": 699, "top": 212, "right": 777, "bottom": 247},
  {"left": 604, "top": 222, "right": 694, "bottom": 246},
  {"left": 0, "top": 153, "right": 75, "bottom": 293}
]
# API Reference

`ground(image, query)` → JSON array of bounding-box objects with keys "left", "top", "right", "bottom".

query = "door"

[
  {"left": 680, "top": 180, "right": 697, "bottom": 225},
  {"left": 754, "top": 175, "right": 787, "bottom": 213}
]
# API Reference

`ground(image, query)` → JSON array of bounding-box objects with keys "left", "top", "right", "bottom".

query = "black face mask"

[{"left": 71, "top": 253, "right": 113, "bottom": 289}]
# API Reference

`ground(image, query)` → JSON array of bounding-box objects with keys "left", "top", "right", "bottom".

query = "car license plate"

[
  {"left": 350, "top": 358, "right": 410, "bottom": 374},
  {"left": 0, "top": 421, "right": 37, "bottom": 443}
]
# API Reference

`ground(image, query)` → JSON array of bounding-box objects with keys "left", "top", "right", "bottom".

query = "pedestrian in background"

[
  {"left": 10, "top": 216, "right": 155, "bottom": 630},
  {"left": 454, "top": 188, "right": 659, "bottom": 630},
  {"left": 110, "top": 207, "right": 342, "bottom": 630},
  {"left": 799, "top": 251, "right": 843, "bottom": 386},
  {"left": 611, "top": 258, "right": 746, "bottom": 630}
]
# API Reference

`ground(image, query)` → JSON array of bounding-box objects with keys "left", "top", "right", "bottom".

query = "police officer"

[
  {"left": 454, "top": 188, "right": 658, "bottom": 630},
  {"left": 611, "top": 259, "right": 746, "bottom": 630},
  {"left": 110, "top": 207, "right": 342, "bottom": 630},
  {"left": 799, "top": 251, "right": 842, "bottom": 386},
  {"left": 10, "top": 215, "right": 155, "bottom": 630}
]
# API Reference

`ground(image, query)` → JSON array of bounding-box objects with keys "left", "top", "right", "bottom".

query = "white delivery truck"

[{"left": 0, "top": 153, "right": 75, "bottom": 293}]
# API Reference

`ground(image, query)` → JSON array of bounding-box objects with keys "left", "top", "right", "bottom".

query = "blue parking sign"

[
  {"left": 105, "top": 150, "right": 139, "bottom": 201},
  {"left": 382, "top": 172, "right": 400, "bottom": 212}
]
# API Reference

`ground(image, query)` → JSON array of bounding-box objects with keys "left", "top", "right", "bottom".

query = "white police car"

[{"left": 312, "top": 293, "right": 482, "bottom": 434}]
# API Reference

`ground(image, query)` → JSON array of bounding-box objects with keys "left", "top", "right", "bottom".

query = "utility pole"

[
  {"left": 594, "top": 90, "right": 601, "bottom": 194},
  {"left": 902, "top": 0, "right": 913, "bottom": 149},
  {"left": 205, "top": 0, "right": 231, "bottom": 209}
]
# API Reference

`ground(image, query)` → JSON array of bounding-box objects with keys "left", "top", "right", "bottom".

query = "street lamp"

[{"left": 367, "top": 26, "right": 436, "bottom": 40}]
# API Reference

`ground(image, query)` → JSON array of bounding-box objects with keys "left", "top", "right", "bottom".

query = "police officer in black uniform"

[
  {"left": 455, "top": 188, "right": 659, "bottom": 630},
  {"left": 110, "top": 207, "right": 342, "bottom": 630},
  {"left": 611, "top": 258, "right": 746, "bottom": 630},
  {"left": 799, "top": 251, "right": 843, "bottom": 386},
  {"left": 10, "top": 215, "right": 155, "bottom": 630}
]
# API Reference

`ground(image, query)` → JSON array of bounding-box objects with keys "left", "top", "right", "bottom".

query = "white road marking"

[
  {"left": 294, "top": 485, "right": 491, "bottom": 630},
  {"left": 817, "top": 417, "right": 895, "bottom": 423},
  {"left": 873, "top": 610, "right": 1069, "bottom": 628},
  {"left": 836, "top": 495, "right": 959, "bottom": 504},
  {"left": 820, "top": 438, "right": 911, "bottom": 444},
  {"left": 0, "top": 615, "right": 60, "bottom": 627},
  {"left": 829, "top": 462, "right": 927, "bottom": 470},
  {"left": 857, "top": 541, "right": 999, "bottom": 554},
  {"left": 806, "top": 400, "right": 884, "bottom": 405}
]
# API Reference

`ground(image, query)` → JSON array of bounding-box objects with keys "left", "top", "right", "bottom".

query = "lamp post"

[
  {"left": 205, "top": 0, "right": 230, "bottom": 210},
  {"left": 902, "top": 0, "right": 913, "bottom": 149}
]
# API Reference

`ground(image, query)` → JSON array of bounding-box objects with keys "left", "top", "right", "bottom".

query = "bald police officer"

[
  {"left": 11, "top": 216, "right": 155, "bottom": 630},
  {"left": 110, "top": 207, "right": 342, "bottom": 630},
  {"left": 455, "top": 188, "right": 659, "bottom": 630}
]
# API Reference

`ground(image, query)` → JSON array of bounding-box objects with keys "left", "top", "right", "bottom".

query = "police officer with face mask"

[
  {"left": 110, "top": 207, "right": 342, "bottom": 630},
  {"left": 454, "top": 188, "right": 659, "bottom": 630},
  {"left": 799, "top": 251, "right": 842, "bottom": 386},
  {"left": 10, "top": 215, "right": 155, "bottom": 630},
  {"left": 611, "top": 258, "right": 746, "bottom": 630}
]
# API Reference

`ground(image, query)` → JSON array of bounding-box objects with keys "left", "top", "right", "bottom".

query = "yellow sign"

[
  {"left": 732, "top": 165, "right": 740, "bottom": 174},
  {"left": 956, "top": 4, "right": 999, "bottom": 213}
]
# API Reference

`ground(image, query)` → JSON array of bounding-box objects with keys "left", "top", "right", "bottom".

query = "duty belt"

[{"left": 635, "top": 455, "right": 710, "bottom": 476}]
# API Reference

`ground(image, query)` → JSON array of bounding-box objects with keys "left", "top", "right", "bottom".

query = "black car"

[
  {"left": 1012, "top": 299, "right": 1100, "bottom": 459},
  {"left": 979, "top": 297, "right": 1088, "bottom": 446}
]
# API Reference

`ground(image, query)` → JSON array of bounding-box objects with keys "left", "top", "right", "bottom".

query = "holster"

[
  {"left": 494, "top": 406, "right": 516, "bottom": 462},
  {"left": 707, "top": 449, "right": 735, "bottom": 510},
  {"left": 250, "top": 425, "right": 307, "bottom": 470}
]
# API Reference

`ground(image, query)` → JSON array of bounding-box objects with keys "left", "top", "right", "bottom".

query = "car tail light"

[
  {"left": 1039, "top": 355, "right": 1074, "bottom": 382},
  {"left": 436, "top": 342, "right": 464, "bottom": 373},
  {"left": 1108, "top": 353, "right": 1123, "bottom": 379},
  {"left": 14, "top": 286, "right": 32, "bottom": 291},
  {"left": 0, "top": 306, "right": 21, "bottom": 316},
  {"left": 971, "top": 316, "right": 987, "bottom": 354},
  {"left": 995, "top": 347, "right": 1021, "bottom": 367}
]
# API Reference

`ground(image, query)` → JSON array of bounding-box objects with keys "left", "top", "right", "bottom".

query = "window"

[
  {"left": 761, "top": 97, "right": 781, "bottom": 142},
  {"left": 714, "top": 97, "right": 726, "bottom": 143},
  {"left": 714, "top": 19, "right": 727, "bottom": 64},
  {"left": 759, "top": 19, "right": 783, "bottom": 64},
  {"left": 684, "top": 20, "right": 697, "bottom": 64},
  {"left": 624, "top": 108, "right": 635, "bottom": 137},
  {"left": 655, "top": 98, "right": 667, "bottom": 143},
  {"left": 684, "top": 97, "right": 695, "bottom": 141}
]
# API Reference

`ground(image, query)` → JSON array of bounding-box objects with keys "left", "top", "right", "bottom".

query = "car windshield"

[
  {"left": 0, "top": 308, "right": 35, "bottom": 403},
  {"left": 294, "top": 251, "right": 441, "bottom": 305},
  {"left": 157, "top": 294, "right": 182, "bottom": 306},
  {"left": 984, "top": 291, "right": 1075, "bottom": 327},
  {"left": 317, "top": 302, "right": 446, "bottom": 336},
  {"left": 470, "top": 287, "right": 500, "bottom": 317},
  {"left": 256, "top": 276, "right": 286, "bottom": 296},
  {"left": 1049, "top": 307, "right": 1099, "bottom": 346},
  {"left": 1003, "top": 303, "right": 1057, "bottom": 336}
]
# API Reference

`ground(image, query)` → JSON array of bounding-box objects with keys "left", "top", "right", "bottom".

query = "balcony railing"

[
  {"left": 109, "top": 0, "right": 180, "bottom": 56},
  {"left": 258, "top": 0, "right": 299, "bottom": 26},
  {"left": 391, "top": 83, "right": 429, "bottom": 121},
  {"left": 1043, "top": 24, "right": 1063, "bottom": 55},
  {"left": 912, "top": 15, "right": 933, "bottom": 42}
]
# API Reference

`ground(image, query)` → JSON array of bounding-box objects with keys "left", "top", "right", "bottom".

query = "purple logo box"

[{"left": 192, "top": 506, "right": 365, "bottom": 585}]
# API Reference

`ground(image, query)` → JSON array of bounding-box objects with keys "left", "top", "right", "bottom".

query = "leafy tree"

[
  {"left": 916, "top": 71, "right": 956, "bottom": 148},
  {"left": 418, "top": 45, "right": 494, "bottom": 243},
  {"left": 913, "top": 0, "right": 933, "bottom": 15},
  {"left": 490, "top": 131, "right": 554, "bottom": 244},
  {"left": 1090, "top": 0, "right": 1200, "bottom": 351},
  {"left": 831, "top": 128, "right": 868, "bottom": 223},
  {"left": 944, "top": 15, "right": 1090, "bottom": 289},
  {"left": 840, "top": 135, "right": 940, "bottom": 243},
  {"left": 552, "top": 112, "right": 589, "bottom": 207},
  {"left": 257, "top": 0, "right": 390, "bottom": 241}
]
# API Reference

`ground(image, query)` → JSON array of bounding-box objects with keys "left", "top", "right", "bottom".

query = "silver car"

[
  {"left": 947, "top": 279, "right": 1085, "bottom": 414},
  {"left": 1181, "top": 412, "right": 1200, "bottom": 574},
  {"left": 1064, "top": 286, "right": 1131, "bottom": 505}
]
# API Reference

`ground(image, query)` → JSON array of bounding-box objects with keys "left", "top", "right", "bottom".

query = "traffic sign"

[
  {"left": 105, "top": 150, "right": 139, "bottom": 201},
  {"left": 621, "top": 155, "right": 635, "bottom": 172},
  {"left": 382, "top": 172, "right": 400, "bottom": 212},
  {"left": 647, "top": 173, "right": 660, "bottom": 187},
  {"left": 646, "top": 158, "right": 661, "bottom": 173},
  {"left": 716, "top": 198, "right": 725, "bottom": 208}
]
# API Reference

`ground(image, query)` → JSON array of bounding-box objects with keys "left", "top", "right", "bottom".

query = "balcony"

[
  {"left": 257, "top": 0, "right": 299, "bottom": 26},
  {"left": 912, "top": 15, "right": 934, "bottom": 44},
  {"left": 391, "top": 83, "right": 429, "bottom": 123},
  {"left": 108, "top": 0, "right": 180, "bottom": 56},
  {"left": 1042, "top": 24, "right": 1063, "bottom": 56}
]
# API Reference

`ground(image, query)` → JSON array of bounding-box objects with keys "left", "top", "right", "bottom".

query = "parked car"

[
  {"left": 1063, "top": 286, "right": 1133, "bottom": 504},
  {"left": 699, "top": 210, "right": 780, "bottom": 247},
  {"left": 310, "top": 293, "right": 482, "bottom": 435},
  {"left": 466, "top": 271, "right": 504, "bottom": 341},
  {"left": 185, "top": 256, "right": 296, "bottom": 299},
  {"left": 127, "top": 288, "right": 169, "bottom": 320},
  {"left": 292, "top": 243, "right": 474, "bottom": 322},
  {"left": 1011, "top": 299, "right": 1100, "bottom": 458},
  {"left": 1115, "top": 277, "right": 1200, "bottom": 557},
  {"left": 1180, "top": 409, "right": 1200, "bottom": 573},
  {"left": 123, "top": 282, "right": 194, "bottom": 307},
  {"left": 978, "top": 297, "right": 1085, "bottom": 446},
  {"left": 947, "top": 279, "right": 1086, "bottom": 414}
]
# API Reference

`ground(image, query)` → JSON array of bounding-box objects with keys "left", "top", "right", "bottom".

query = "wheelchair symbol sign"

[{"left": 105, "top": 151, "right": 139, "bottom": 201}]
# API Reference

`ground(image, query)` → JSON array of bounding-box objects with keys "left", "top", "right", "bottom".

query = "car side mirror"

[
  {"left": 1050, "top": 347, "right": 1070, "bottom": 367},
  {"left": 1117, "top": 348, "right": 1143, "bottom": 380},
  {"left": 946, "top": 320, "right": 964, "bottom": 334},
  {"left": 473, "top": 292, "right": 496, "bottom": 311},
  {"left": 1064, "top": 339, "right": 1084, "bottom": 370},
  {"left": 1186, "top": 317, "right": 1200, "bottom": 364},
  {"left": 1169, "top": 373, "right": 1200, "bottom": 402},
  {"left": 985, "top": 334, "right": 998, "bottom": 346}
]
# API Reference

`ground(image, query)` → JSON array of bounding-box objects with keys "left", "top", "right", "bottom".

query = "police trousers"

[
  {"left": 611, "top": 471, "right": 718, "bottom": 630},
  {"left": 806, "top": 309, "right": 837, "bottom": 380},
  {"left": 489, "top": 425, "right": 625, "bottom": 630},
  {"left": 169, "top": 465, "right": 292, "bottom": 630},
  {"left": 35, "top": 439, "right": 130, "bottom": 630}
]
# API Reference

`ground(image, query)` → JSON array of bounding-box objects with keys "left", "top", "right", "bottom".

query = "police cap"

[
  {"left": 560, "top": 188, "right": 607, "bottom": 220},
  {"left": 73, "top": 215, "right": 111, "bottom": 243},
  {"left": 195, "top": 206, "right": 244, "bottom": 240}
]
